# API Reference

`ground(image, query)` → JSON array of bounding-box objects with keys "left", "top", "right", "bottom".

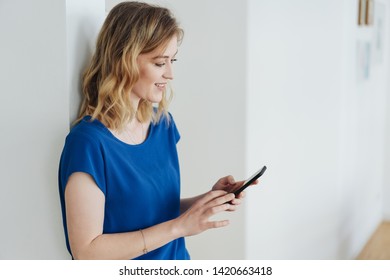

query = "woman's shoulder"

[
  {"left": 153, "top": 111, "right": 180, "bottom": 143},
  {"left": 152, "top": 111, "right": 177, "bottom": 129},
  {"left": 67, "top": 116, "right": 107, "bottom": 143}
]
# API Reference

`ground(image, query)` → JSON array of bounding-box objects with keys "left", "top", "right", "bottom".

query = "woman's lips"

[{"left": 155, "top": 83, "right": 166, "bottom": 89}]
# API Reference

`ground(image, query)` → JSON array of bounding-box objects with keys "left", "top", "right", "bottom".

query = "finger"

[
  {"left": 228, "top": 190, "right": 245, "bottom": 206},
  {"left": 235, "top": 178, "right": 259, "bottom": 187},
  {"left": 218, "top": 175, "right": 236, "bottom": 185},
  {"left": 207, "top": 192, "right": 235, "bottom": 208},
  {"left": 204, "top": 190, "right": 229, "bottom": 201},
  {"left": 206, "top": 196, "right": 236, "bottom": 216},
  {"left": 230, "top": 197, "right": 242, "bottom": 205},
  {"left": 226, "top": 203, "right": 238, "bottom": 211},
  {"left": 207, "top": 219, "right": 230, "bottom": 229},
  {"left": 237, "top": 191, "right": 246, "bottom": 199},
  {"left": 252, "top": 179, "right": 259, "bottom": 185},
  {"left": 227, "top": 197, "right": 242, "bottom": 209},
  {"left": 234, "top": 180, "right": 245, "bottom": 188},
  {"left": 231, "top": 179, "right": 259, "bottom": 195},
  {"left": 193, "top": 190, "right": 228, "bottom": 209},
  {"left": 227, "top": 175, "right": 236, "bottom": 185}
]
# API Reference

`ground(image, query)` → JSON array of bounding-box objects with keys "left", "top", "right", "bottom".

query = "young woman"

[{"left": 58, "top": 1, "right": 253, "bottom": 260}]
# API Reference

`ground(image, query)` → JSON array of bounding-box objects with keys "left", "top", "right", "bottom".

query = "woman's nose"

[{"left": 163, "top": 63, "right": 174, "bottom": 80}]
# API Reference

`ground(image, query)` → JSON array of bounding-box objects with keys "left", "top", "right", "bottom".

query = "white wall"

[
  {"left": 67, "top": 0, "right": 106, "bottom": 125},
  {"left": 0, "top": 0, "right": 68, "bottom": 259},
  {"left": 246, "top": 0, "right": 344, "bottom": 259},
  {"left": 246, "top": 0, "right": 390, "bottom": 259},
  {"left": 0, "top": 0, "right": 104, "bottom": 259}
]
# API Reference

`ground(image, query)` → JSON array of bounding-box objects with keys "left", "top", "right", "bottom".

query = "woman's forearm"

[{"left": 71, "top": 219, "right": 182, "bottom": 260}]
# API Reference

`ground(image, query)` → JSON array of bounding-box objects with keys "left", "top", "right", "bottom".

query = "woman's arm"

[{"left": 65, "top": 172, "right": 235, "bottom": 260}]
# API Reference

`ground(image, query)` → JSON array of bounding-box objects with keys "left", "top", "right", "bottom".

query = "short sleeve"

[
  {"left": 59, "top": 132, "right": 106, "bottom": 196},
  {"left": 168, "top": 112, "right": 181, "bottom": 143}
]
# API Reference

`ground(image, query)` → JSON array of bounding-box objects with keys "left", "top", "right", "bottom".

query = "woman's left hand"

[{"left": 212, "top": 175, "right": 257, "bottom": 209}]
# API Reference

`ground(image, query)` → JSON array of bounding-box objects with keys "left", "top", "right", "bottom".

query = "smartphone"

[{"left": 233, "top": 165, "right": 267, "bottom": 196}]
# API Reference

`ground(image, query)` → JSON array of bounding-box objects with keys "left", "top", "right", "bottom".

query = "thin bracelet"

[{"left": 139, "top": 229, "right": 148, "bottom": 254}]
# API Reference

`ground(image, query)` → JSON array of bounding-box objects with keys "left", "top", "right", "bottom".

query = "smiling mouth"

[{"left": 155, "top": 83, "right": 166, "bottom": 88}]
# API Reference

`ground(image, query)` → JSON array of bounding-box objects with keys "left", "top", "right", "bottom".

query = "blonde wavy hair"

[{"left": 77, "top": 1, "right": 183, "bottom": 131}]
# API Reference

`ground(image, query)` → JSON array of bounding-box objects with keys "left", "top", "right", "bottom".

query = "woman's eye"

[{"left": 155, "top": 59, "right": 177, "bottom": 67}]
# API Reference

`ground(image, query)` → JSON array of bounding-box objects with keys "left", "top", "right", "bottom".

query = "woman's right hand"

[{"left": 174, "top": 190, "right": 236, "bottom": 237}]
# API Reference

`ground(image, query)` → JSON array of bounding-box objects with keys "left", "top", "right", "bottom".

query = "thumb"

[{"left": 219, "top": 175, "right": 235, "bottom": 185}]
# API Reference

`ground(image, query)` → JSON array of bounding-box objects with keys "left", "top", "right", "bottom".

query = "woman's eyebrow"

[{"left": 152, "top": 50, "right": 178, "bottom": 59}]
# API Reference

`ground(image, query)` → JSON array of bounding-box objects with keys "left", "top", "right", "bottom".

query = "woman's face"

[{"left": 131, "top": 36, "right": 178, "bottom": 104}]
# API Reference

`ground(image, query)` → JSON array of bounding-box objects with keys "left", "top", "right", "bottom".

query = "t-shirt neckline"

[{"left": 82, "top": 115, "right": 153, "bottom": 148}]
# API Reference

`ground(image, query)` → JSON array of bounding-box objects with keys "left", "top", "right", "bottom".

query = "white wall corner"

[{"left": 66, "top": 0, "right": 105, "bottom": 126}]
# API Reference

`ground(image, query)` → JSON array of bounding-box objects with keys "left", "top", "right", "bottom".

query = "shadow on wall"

[{"left": 68, "top": 14, "right": 104, "bottom": 127}]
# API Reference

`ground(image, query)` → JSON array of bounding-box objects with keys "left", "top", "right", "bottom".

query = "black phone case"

[{"left": 233, "top": 166, "right": 267, "bottom": 196}]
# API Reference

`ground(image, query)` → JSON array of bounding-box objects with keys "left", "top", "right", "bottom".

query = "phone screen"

[{"left": 233, "top": 165, "right": 267, "bottom": 196}]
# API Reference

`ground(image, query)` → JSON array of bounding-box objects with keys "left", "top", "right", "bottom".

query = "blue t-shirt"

[{"left": 58, "top": 113, "right": 190, "bottom": 260}]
